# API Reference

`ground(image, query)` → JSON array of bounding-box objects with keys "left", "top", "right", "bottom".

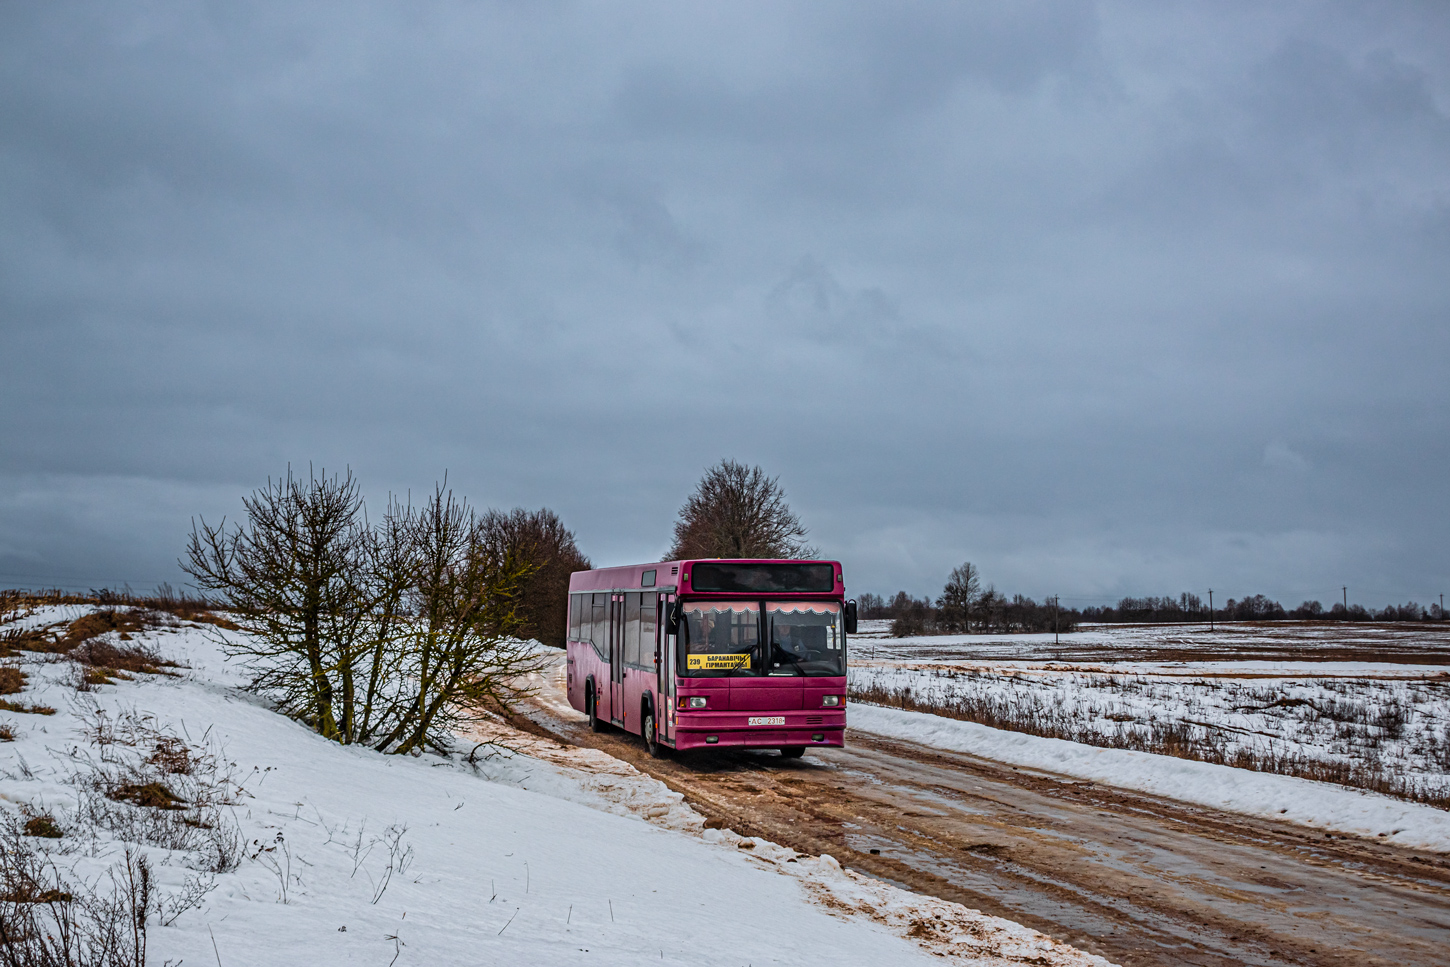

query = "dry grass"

[
  {"left": 106, "top": 782, "right": 187, "bottom": 811},
  {"left": 0, "top": 666, "right": 23, "bottom": 695},
  {"left": 1, "top": 585, "right": 224, "bottom": 620},
  {"left": 22, "top": 815, "right": 63, "bottom": 839},
  {"left": 69, "top": 638, "right": 179, "bottom": 678},
  {"left": 0, "top": 626, "right": 61, "bottom": 656},
  {"left": 0, "top": 699, "right": 55, "bottom": 716}
]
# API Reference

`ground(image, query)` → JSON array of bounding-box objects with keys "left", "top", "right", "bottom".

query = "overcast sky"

[{"left": 2, "top": 1, "right": 1448, "bottom": 608}]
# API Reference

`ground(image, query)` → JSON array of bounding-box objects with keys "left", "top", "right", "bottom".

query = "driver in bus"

[{"left": 774, "top": 621, "right": 807, "bottom": 660}]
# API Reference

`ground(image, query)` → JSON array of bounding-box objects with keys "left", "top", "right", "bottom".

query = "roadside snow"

[
  {"left": 849, "top": 702, "right": 1450, "bottom": 854},
  {"left": 0, "top": 611, "right": 1113, "bottom": 966}
]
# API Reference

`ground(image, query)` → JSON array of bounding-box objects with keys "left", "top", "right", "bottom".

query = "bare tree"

[
  {"left": 667, "top": 460, "right": 813, "bottom": 559},
  {"left": 184, "top": 470, "right": 547, "bottom": 754},
  {"left": 477, "top": 508, "right": 591, "bottom": 648},
  {"left": 936, "top": 562, "right": 980, "bottom": 633},
  {"left": 370, "top": 483, "right": 544, "bottom": 755},
  {"left": 183, "top": 467, "right": 369, "bottom": 741}
]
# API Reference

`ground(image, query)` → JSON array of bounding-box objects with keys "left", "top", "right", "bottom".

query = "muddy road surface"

[{"left": 520, "top": 700, "right": 1450, "bottom": 967}]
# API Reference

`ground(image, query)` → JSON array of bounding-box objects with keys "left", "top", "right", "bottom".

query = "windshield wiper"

[{"left": 770, "top": 645, "right": 806, "bottom": 675}]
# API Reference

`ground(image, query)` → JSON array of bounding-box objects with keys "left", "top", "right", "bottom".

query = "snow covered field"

[
  {"left": 850, "top": 661, "right": 1450, "bottom": 798},
  {"left": 0, "top": 605, "right": 1112, "bottom": 966},
  {"left": 847, "top": 623, "right": 1450, "bottom": 842}
]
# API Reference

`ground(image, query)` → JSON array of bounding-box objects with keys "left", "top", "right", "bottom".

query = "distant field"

[{"left": 849, "top": 622, "right": 1450, "bottom": 807}]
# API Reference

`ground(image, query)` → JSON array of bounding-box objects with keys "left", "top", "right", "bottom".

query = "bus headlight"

[
  {"left": 681, "top": 696, "right": 707, "bottom": 709},
  {"left": 822, "top": 695, "right": 841, "bottom": 707}
]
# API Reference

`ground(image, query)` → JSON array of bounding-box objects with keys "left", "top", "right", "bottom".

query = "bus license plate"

[{"left": 748, "top": 716, "right": 785, "bottom": 726}]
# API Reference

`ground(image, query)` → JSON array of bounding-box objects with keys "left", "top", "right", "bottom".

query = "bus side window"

[
  {"left": 591, "top": 593, "right": 609, "bottom": 658},
  {"left": 641, "top": 593, "right": 658, "bottom": 665},
  {"left": 569, "top": 593, "right": 583, "bottom": 642},
  {"left": 568, "top": 594, "right": 585, "bottom": 646},
  {"left": 624, "top": 593, "right": 642, "bottom": 667}
]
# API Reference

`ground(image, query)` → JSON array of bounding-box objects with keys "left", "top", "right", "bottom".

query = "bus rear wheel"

[
  {"left": 643, "top": 711, "right": 666, "bottom": 759},
  {"left": 780, "top": 746, "right": 805, "bottom": 759},
  {"left": 588, "top": 690, "right": 605, "bottom": 733}
]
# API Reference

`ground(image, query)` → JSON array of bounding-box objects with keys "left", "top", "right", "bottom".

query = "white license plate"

[{"left": 748, "top": 716, "right": 786, "bottom": 726}]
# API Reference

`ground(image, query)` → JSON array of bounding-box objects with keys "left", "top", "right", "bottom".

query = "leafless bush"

[
  {"left": 1374, "top": 702, "right": 1409, "bottom": 740},
  {"left": 78, "top": 708, "right": 157, "bottom": 756},
  {"left": 154, "top": 872, "right": 217, "bottom": 927},
  {"left": 66, "top": 712, "right": 245, "bottom": 874},
  {"left": 0, "top": 819, "right": 150, "bottom": 967}
]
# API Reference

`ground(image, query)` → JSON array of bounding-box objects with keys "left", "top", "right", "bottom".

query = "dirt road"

[{"left": 520, "top": 698, "right": 1450, "bottom": 967}]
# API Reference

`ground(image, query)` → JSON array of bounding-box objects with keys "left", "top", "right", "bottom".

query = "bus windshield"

[
  {"left": 680, "top": 601, "right": 758, "bottom": 677},
  {"left": 766, "top": 602, "right": 844, "bottom": 676},
  {"left": 678, "top": 600, "right": 845, "bottom": 677}
]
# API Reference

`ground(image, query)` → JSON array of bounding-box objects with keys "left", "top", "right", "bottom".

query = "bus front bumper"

[{"left": 670, "top": 711, "right": 846, "bottom": 751}]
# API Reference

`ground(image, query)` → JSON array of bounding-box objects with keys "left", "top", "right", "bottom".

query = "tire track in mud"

[{"left": 515, "top": 699, "right": 1450, "bottom": 967}]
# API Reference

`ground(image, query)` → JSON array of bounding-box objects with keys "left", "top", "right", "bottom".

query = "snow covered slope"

[{"left": 0, "top": 610, "right": 1112, "bottom": 966}]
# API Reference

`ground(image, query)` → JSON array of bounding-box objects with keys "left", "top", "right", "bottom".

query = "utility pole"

[
  {"left": 1208, "top": 589, "right": 1214, "bottom": 632},
  {"left": 1053, "top": 595, "right": 1060, "bottom": 645},
  {"left": 1343, "top": 586, "right": 1348, "bottom": 611}
]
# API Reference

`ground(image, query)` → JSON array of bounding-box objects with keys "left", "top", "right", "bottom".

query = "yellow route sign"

[{"left": 686, "top": 653, "right": 751, "bottom": 671}]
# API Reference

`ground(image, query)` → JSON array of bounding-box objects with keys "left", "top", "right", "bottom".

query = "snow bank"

[{"left": 849, "top": 702, "right": 1450, "bottom": 853}]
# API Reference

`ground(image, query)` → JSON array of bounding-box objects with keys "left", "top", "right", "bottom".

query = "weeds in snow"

[
  {"left": 0, "top": 820, "right": 152, "bottom": 967},
  {"left": 319, "top": 816, "right": 416, "bottom": 904}
]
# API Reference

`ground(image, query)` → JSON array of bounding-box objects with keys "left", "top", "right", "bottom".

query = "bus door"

[
  {"left": 610, "top": 593, "right": 625, "bottom": 725},
  {"left": 661, "top": 592, "right": 676, "bottom": 743}
]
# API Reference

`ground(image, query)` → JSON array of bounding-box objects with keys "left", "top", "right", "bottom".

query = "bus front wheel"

[
  {"left": 779, "top": 746, "right": 805, "bottom": 759},
  {"left": 643, "top": 711, "right": 666, "bottom": 759}
]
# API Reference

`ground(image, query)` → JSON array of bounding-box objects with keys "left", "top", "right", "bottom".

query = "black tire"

[
  {"left": 779, "top": 746, "right": 805, "bottom": 759},
  {"left": 644, "top": 711, "right": 666, "bottom": 759},
  {"left": 588, "top": 688, "right": 606, "bottom": 733}
]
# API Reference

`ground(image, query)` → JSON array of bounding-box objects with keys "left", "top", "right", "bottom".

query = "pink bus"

[{"left": 565, "top": 560, "right": 857, "bottom": 758}]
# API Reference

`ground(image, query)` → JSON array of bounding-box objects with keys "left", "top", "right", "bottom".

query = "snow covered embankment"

[
  {"left": 0, "top": 608, "right": 1114, "bottom": 966},
  {"left": 850, "top": 702, "right": 1450, "bottom": 854}
]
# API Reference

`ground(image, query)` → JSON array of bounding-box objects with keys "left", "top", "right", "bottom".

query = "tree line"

[
  {"left": 862, "top": 571, "right": 1448, "bottom": 636},
  {"left": 859, "top": 563, "right": 1077, "bottom": 636},
  {"left": 1081, "top": 594, "right": 1446, "bottom": 623}
]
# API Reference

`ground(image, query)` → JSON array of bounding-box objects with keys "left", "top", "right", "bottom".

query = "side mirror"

[
  {"left": 844, "top": 599, "right": 858, "bottom": 634},
  {"left": 665, "top": 601, "right": 681, "bottom": 636}
]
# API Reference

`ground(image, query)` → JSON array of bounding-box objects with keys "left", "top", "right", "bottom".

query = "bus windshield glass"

[
  {"left": 680, "top": 601, "right": 759, "bottom": 677},
  {"left": 766, "top": 602, "right": 844, "bottom": 676},
  {"left": 678, "top": 601, "right": 846, "bottom": 677}
]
